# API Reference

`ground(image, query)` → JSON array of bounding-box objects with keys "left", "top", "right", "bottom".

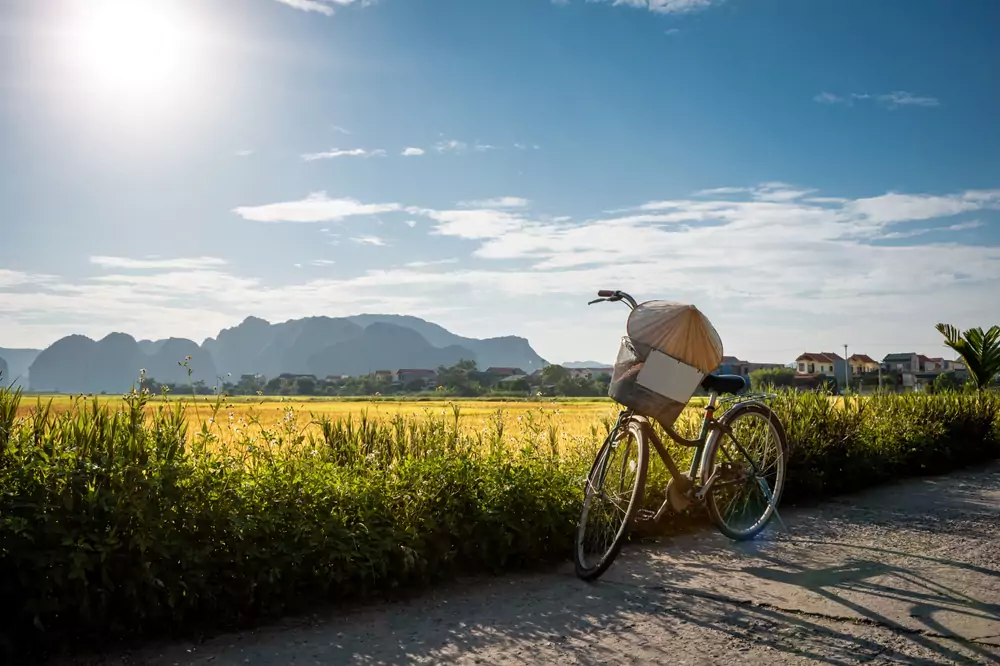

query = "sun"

[{"left": 64, "top": 0, "right": 197, "bottom": 108}]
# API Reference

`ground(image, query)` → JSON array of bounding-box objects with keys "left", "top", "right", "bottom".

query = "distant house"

[
  {"left": 882, "top": 353, "right": 920, "bottom": 374},
  {"left": 918, "top": 355, "right": 945, "bottom": 374},
  {"left": 372, "top": 370, "right": 393, "bottom": 382},
  {"left": 944, "top": 359, "right": 967, "bottom": 373},
  {"left": 278, "top": 373, "right": 317, "bottom": 381},
  {"left": 848, "top": 354, "right": 879, "bottom": 375},
  {"left": 717, "top": 355, "right": 749, "bottom": 377},
  {"left": 795, "top": 352, "right": 846, "bottom": 380},
  {"left": 393, "top": 369, "right": 437, "bottom": 386},
  {"left": 485, "top": 367, "right": 525, "bottom": 377}
]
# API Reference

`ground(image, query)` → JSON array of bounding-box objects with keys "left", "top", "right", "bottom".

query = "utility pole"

[{"left": 843, "top": 344, "right": 850, "bottom": 394}]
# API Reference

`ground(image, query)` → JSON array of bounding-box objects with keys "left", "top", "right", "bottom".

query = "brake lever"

[{"left": 588, "top": 298, "right": 607, "bottom": 305}]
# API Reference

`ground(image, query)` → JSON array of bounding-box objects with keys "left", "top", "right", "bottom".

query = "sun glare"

[{"left": 63, "top": 0, "right": 199, "bottom": 109}]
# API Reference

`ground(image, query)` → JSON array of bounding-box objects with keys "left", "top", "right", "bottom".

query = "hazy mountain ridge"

[
  {"left": 0, "top": 347, "right": 39, "bottom": 388},
  {"left": 17, "top": 313, "right": 548, "bottom": 393},
  {"left": 563, "top": 361, "right": 612, "bottom": 369},
  {"left": 346, "top": 314, "right": 547, "bottom": 371}
]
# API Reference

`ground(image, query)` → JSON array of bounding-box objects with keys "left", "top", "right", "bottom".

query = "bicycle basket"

[{"left": 608, "top": 300, "right": 724, "bottom": 429}]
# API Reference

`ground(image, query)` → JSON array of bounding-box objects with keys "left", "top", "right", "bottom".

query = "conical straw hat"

[{"left": 626, "top": 300, "right": 723, "bottom": 374}]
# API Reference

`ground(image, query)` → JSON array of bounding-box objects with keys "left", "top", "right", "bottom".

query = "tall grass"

[{"left": 0, "top": 385, "right": 998, "bottom": 661}]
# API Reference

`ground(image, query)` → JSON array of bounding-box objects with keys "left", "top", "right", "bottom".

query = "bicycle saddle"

[{"left": 700, "top": 374, "right": 749, "bottom": 395}]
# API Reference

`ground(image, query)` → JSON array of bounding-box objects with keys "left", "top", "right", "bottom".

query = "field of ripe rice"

[{"left": 19, "top": 395, "right": 693, "bottom": 450}]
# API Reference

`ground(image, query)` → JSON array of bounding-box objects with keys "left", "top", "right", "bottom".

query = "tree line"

[{"left": 137, "top": 360, "right": 613, "bottom": 398}]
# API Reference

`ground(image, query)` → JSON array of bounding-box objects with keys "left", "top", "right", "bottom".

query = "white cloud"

[
  {"left": 235, "top": 149, "right": 254, "bottom": 157},
  {"left": 473, "top": 143, "right": 498, "bottom": 152},
  {"left": 401, "top": 147, "right": 425, "bottom": 156},
  {"left": 664, "top": 28, "right": 680, "bottom": 35},
  {"left": 814, "top": 90, "right": 940, "bottom": 109},
  {"left": 233, "top": 192, "right": 400, "bottom": 223},
  {"left": 331, "top": 125, "right": 351, "bottom": 135},
  {"left": 404, "top": 219, "right": 418, "bottom": 227},
  {"left": 592, "top": 0, "right": 721, "bottom": 14},
  {"left": 271, "top": 0, "right": 360, "bottom": 16},
  {"left": 813, "top": 92, "right": 846, "bottom": 105},
  {"left": 405, "top": 258, "right": 459, "bottom": 268},
  {"left": 89, "top": 256, "right": 228, "bottom": 270},
  {"left": 7, "top": 183, "right": 999, "bottom": 364},
  {"left": 457, "top": 196, "right": 530, "bottom": 209},
  {"left": 880, "top": 220, "right": 984, "bottom": 240},
  {"left": 351, "top": 235, "right": 386, "bottom": 246},
  {"left": 877, "top": 91, "right": 940, "bottom": 108},
  {"left": 312, "top": 259, "right": 337, "bottom": 266},
  {"left": 301, "top": 148, "right": 386, "bottom": 161},
  {"left": 846, "top": 191, "right": 999, "bottom": 224},
  {"left": 434, "top": 140, "right": 468, "bottom": 154}
]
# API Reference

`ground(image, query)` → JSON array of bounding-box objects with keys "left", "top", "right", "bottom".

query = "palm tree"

[{"left": 935, "top": 324, "right": 1000, "bottom": 392}]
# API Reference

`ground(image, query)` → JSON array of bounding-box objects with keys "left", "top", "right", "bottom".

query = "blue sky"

[{"left": 1, "top": 0, "right": 998, "bottom": 365}]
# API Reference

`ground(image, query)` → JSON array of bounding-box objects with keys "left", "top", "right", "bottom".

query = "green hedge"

[{"left": 1, "top": 388, "right": 998, "bottom": 661}]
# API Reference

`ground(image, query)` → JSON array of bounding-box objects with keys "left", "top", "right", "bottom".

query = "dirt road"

[{"left": 79, "top": 463, "right": 1000, "bottom": 665}]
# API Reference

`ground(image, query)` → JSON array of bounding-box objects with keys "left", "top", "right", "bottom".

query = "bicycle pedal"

[{"left": 635, "top": 508, "right": 658, "bottom": 523}]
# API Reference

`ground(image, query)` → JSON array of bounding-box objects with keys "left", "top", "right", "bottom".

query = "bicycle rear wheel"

[
  {"left": 574, "top": 417, "right": 648, "bottom": 581},
  {"left": 702, "top": 403, "right": 787, "bottom": 541}
]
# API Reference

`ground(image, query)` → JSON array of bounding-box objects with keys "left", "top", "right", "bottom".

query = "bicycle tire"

[
  {"left": 702, "top": 402, "right": 788, "bottom": 541},
  {"left": 574, "top": 417, "right": 648, "bottom": 581}
]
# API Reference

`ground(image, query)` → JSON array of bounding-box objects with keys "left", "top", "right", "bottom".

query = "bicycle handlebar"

[{"left": 589, "top": 290, "right": 638, "bottom": 310}]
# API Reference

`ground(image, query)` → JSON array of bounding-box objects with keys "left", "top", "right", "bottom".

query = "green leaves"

[{"left": 935, "top": 323, "right": 1000, "bottom": 391}]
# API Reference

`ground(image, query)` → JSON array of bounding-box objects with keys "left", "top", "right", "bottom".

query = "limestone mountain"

[
  {"left": 28, "top": 334, "right": 216, "bottom": 392},
  {"left": 308, "top": 322, "right": 474, "bottom": 377},
  {"left": 15, "top": 312, "right": 548, "bottom": 393},
  {"left": 0, "top": 347, "right": 41, "bottom": 388},
  {"left": 346, "top": 314, "right": 547, "bottom": 371}
]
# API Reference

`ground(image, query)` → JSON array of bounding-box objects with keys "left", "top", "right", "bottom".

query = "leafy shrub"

[{"left": 0, "top": 386, "right": 998, "bottom": 661}]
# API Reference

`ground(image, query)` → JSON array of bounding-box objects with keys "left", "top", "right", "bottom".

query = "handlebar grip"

[{"left": 597, "top": 290, "right": 615, "bottom": 297}]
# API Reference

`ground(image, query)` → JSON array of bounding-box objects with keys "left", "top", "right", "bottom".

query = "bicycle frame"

[{"left": 609, "top": 388, "right": 776, "bottom": 509}]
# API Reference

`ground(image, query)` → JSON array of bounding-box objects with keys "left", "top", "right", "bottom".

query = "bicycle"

[{"left": 573, "top": 290, "right": 789, "bottom": 581}]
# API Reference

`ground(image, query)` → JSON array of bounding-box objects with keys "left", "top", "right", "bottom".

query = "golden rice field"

[{"left": 17, "top": 395, "right": 684, "bottom": 449}]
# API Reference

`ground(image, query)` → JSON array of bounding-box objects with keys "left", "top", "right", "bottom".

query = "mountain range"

[{"left": 7, "top": 314, "right": 548, "bottom": 393}]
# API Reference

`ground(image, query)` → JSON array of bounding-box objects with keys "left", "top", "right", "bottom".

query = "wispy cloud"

[
  {"left": 351, "top": 236, "right": 386, "bottom": 246},
  {"left": 473, "top": 143, "right": 498, "bottom": 152},
  {"left": 233, "top": 191, "right": 400, "bottom": 223},
  {"left": 814, "top": 90, "right": 940, "bottom": 109},
  {"left": 881, "top": 220, "right": 984, "bottom": 240},
  {"left": 401, "top": 147, "right": 425, "bottom": 157},
  {"left": 404, "top": 220, "right": 418, "bottom": 228},
  {"left": 692, "top": 182, "right": 814, "bottom": 202},
  {"left": 457, "top": 196, "right": 530, "bottom": 209},
  {"left": 9, "top": 182, "right": 999, "bottom": 362},
  {"left": 271, "top": 0, "right": 362, "bottom": 17},
  {"left": 89, "top": 256, "right": 227, "bottom": 270},
  {"left": 405, "top": 258, "right": 459, "bottom": 268},
  {"left": 590, "top": 0, "right": 722, "bottom": 14},
  {"left": 434, "top": 140, "right": 468, "bottom": 154},
  {"left": 234, "top": 149, "right": 254, "bottom": 157},
  {"left": 311, "top": 259, "right": 337, "bottom": 266},
  {"left": 876, "top": 90, "right": 940, "bottom": 108},
  {"left": 813, "top": 92, "right": 846, "bottom": 105},
  {"left": 664, "top": 28, "right": 681, "bottom": 35},
  {"left": 301, "top": 148, "right": 386, "bottom": 161},
  {"left": 331, "top": 125, "right": 351, "bottom": 135}
]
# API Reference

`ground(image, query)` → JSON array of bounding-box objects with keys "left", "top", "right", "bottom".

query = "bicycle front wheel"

[
  {"left": 574, "top": 417, "right": 648, "bottom": 581},
  {"left": 703, "top": 403, "right": 787, "bottom": 541}
]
